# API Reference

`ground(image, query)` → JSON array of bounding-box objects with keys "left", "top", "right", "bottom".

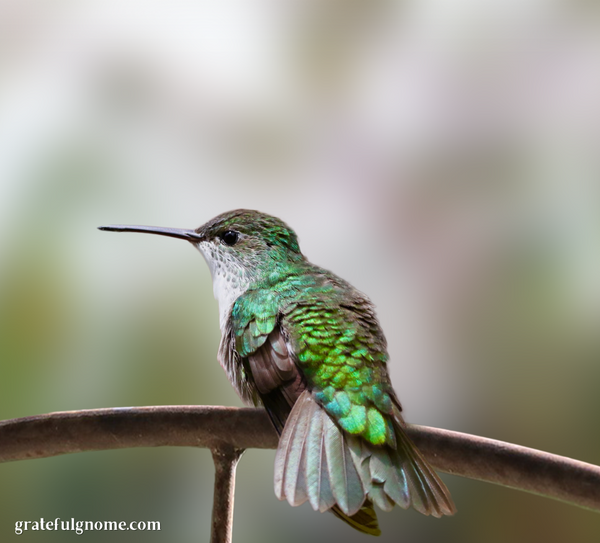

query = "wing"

[
  {"left": 246, "top": 325, "right": 306, "bottom": 432},
  {"left": 217, "top": 322, "right": 261, "bottom": 407},
  {"left": 222, "top": 288, "right": 305, "bottom": 430}
]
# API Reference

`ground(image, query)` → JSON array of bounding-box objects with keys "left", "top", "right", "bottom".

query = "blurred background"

[{"left": 1, "top": 0, "right": 599, "bottom": 541}]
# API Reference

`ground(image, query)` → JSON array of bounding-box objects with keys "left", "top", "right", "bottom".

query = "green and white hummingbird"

[{"left": 99, "top": 209, "right": 455, "bottom": 535}]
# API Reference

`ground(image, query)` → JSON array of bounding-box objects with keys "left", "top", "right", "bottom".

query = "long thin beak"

[{"left": 98, "top": 224, "right": 204, "bottom": 242}]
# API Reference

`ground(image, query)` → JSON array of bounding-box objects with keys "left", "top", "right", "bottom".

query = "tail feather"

[
  {"left": 275, "top": 390, "right": 365, "bottom": 515},
  {"left": 347, "top": 416, "right": 455, "bottom": 518},
  {"left": 397, "top": 433, "right": 456, "bottom": 517},
  {"left": 323, "top": 415, "right": 364, "bottom": 515},
  {"left": 274, "top": 389, "right": 307, "bottom": 503},
  {"left": 367, "top": 483, "right": 395, "bottom": 512},
  {"left": 331, "top": 501, "right": 381, "bottom": 536},
  {"left": 304, "top": 401, "right": 330, "bottom": 511},
  {"left": 305, "top": 396, "right": 336, "bottom": 512},
  {"left": 274, "top": 390, "right": 455, "bottom": 535},
  {"left": 283, "top": 405, "right": 310, "bottom": 506}
]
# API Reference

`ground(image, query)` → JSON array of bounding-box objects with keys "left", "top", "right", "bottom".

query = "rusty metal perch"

[{"left": 1, "top": 406, "right": 599, "bottom": 542}]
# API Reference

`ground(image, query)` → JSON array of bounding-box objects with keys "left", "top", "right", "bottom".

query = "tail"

[{"left": 274, "top": 391, "right": 455, "bottom": 534}]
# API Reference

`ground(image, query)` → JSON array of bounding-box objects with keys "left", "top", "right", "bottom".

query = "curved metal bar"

[{"left": 1, "top": 406, "right": 599, "bottom": 512}]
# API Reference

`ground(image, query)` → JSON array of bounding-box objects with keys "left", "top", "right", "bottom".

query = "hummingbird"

[{"left": 99, "top": 209, "right": 455, "bottom": 535}]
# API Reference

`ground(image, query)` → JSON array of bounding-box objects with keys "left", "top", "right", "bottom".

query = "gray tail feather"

[{"left": 274, "top": 390, "right": 455, "bottom": 533}]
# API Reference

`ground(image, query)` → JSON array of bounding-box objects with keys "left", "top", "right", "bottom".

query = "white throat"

[{"left": 195, "top": 242, "right": 250, "bottom": 330}]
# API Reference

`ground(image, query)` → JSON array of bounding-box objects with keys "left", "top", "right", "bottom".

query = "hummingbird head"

[
  {"left": 99, "top": 209, "right": 305, "bottom": 327},
  {"left": 195, "top": 208, "right": 304, "bottom": 267}
]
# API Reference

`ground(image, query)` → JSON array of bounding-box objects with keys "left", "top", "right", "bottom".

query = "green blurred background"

[{"left": 1, "top": 1, "right": 599, "bottom": 541}]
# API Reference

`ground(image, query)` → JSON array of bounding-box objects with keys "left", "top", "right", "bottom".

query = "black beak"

[{"left": 98, "top": 225, "right": 204, "bottom": 242}]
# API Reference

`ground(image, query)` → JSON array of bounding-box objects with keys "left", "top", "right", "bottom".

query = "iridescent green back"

[{"left": 231, "top": 262, "right": 401, "bottom": 449}]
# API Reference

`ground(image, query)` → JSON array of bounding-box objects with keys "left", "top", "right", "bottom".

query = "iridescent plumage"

[{"left": 100, "top": 209, "right": 455, "bottom": 535}]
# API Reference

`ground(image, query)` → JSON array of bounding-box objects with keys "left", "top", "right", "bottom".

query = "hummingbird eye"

[{"left": 221, "top": 230, "right": 239, "bottom": 246}]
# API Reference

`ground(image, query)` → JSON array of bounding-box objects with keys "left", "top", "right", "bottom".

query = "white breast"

[{"left": 195, "top": 242, "right": 250, "bottom": 330}]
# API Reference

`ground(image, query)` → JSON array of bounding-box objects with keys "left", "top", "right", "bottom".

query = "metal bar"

[
  {"left": 410, "top": 425, "right": 600, "bottom": 513},
  {"left": 210, "top": 446, "right": 244, "bottom": 543},
  {"left": 1, "top": 406, "right": 599, "bottom": 513},
  {"left": 0, "top": 406, "right": 278, "bottom": 461}
]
